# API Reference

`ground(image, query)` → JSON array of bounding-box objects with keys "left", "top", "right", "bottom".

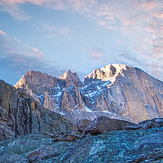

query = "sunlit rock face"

[{"left": 14, "top": 64, "right": 163, "bottom": 123}]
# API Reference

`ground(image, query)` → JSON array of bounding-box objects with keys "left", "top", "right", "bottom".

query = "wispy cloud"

[
  {"left": 0, "top": 29, "right": 67, "bottom": 85},
  {"left": 1, "top": 0, "right": 163, "bottom": 80},
  {"left": 0, "top": 2, "right": 30, "bottom": 21},
  {"left": 91, "top": 48, "right": 105, "bottom": 62},
  {"left": 0, "top": 30, "right": 44, "bottom": 60},
  {"left": 36, "top": 22, "right": 70, "bottom": 38},
  {"left": 117, "top": 40, "right": 124, "bottom": 45},
  {"left": 58, "top": 27, "right": 69, "bottom": 36},
  {"left": 0, "top": 0, "right": 94, "bottom": 20},
  {"left": 14, "top": 38, "right": 22, "bottom": 43},
  {"left": 0, "top": 30, "right": 7, "bottom": 36}
]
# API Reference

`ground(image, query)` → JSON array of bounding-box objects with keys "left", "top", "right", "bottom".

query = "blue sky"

[{"left": 0, "top": 0, "right": 163, "bottom": 85}]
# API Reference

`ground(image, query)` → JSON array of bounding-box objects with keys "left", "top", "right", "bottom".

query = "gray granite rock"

[
  {"left": 0, "top": 127, "right": 163, "bottom": 163},
  {"left": 0, "top": 79, "right": 77, "bottom": 141}
]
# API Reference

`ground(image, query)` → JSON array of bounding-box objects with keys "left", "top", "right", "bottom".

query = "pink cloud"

[
  {"left": 117, "top": 40, "right": 124, "bottom": 45},
  {"left": 23, "top": 46, "right": 44, "bottom": 59},
  {"left": 98, "top": 20, "right": 106, "bottom": 26},
  {"left": 32, "top": 48, "right": 39, "bottom": 52},
  {"left": 140, "top": 1, "right": 157, "bottom": 10},
  {"left": 1, "top": 0, "right": 48, "bottom": 5},
  {"left": 152, "top": 10, "right": 163, "bottom": 18},
  {"left": 90, "top": 0, "right": 94, "bottom": 3},
  {"left": 0, "top": 30, "right": 7, "bottom": 35},
  {"left": 106, "top": 26, "right": 117, "bottom": 30},
  {"left": 152, "top": 45, "right": 163, "bottom": 55},
  {"left": 0, "top": 29, "right": 44, "bottom": 61},
  {"left": 0, "top": 2, "right": 30, "bottom": 20},
  {"left": 91, "top": 48, "right": 105, "bottom": 63},
  {"left": 92, "top": 50, "right": 102, "bottom": 58}
]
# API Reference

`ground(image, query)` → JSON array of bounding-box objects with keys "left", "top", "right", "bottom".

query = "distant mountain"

[{"left": 14, "top": 64, "right": 163, "bottom": 123}]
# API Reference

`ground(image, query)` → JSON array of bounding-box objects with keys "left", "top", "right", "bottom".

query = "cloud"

[
  {"left": 144, "top": 60, "right": 163, "bottom": 81},
  {"left": 115, "top": 50, "right": 141, "bottom": 65},
  {"left": 1, "top": 0, "right": 163, "bottom": 81},
  {"left": 58, "top": 27, "right": 69, "bottom": 36},
  {"left": 139, "top": 0, "right": 158, "bottom": 10},
  {"left": 152, "top": 10, "right": 163, "bottom": 18},
  {"left": 14, "top": 38, "right": 22, "bottom": 43},
  {"left": 117, "top": 40, "right": 124, "bottom": 45},
  {"left": 0, "top": 31, "right": 44, "bottom": 60},
  {"left": 0, "top": 2, "right": 30, "bottom": 21},
  {"left": 91, "top": 48, "right": 105, "bottom": 62},
  {"left": 36, "top": 22, "right": 70, "bottom": 38},
  {"left": 36, "top": 23, "right": 55, "bottom": 32},
  {"left": 0, "top": 29, "right": 67, "bottom": 85},
  {"left": 0, "top": 30, "right": 7, "bottom": 36},
  {"left": 0, "top": 0, "right": 95, "bottom": 20}
]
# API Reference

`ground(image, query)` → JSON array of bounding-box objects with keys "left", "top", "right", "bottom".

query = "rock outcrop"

[
  {"left": 0, "top": 79, "right": 77, "bottom": 141},
  {"left": 125, "top": 118, "right": 163, "bottom": 130},
  {"left": 14, "top": 64, "right": 163, "bottom": 123}
]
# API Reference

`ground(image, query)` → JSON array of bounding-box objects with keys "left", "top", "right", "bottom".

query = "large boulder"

[
  {"left": 77, "top": 119, "right": 92, "bottom": 133},
  {"left": 81, "top": 116, "right": 136, "bottom": 138}
]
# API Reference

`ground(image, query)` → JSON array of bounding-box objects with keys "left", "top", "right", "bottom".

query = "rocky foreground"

[{"left": 0, "top": 126, "right": 163, "bottom": 163}]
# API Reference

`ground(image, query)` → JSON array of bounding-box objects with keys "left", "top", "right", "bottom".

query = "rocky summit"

[
  {"left": 15, "top": 64, "right": 163, "bottom": 123},
  {"left": 0, "top": 64, "right": 163, "bottom": 162}
]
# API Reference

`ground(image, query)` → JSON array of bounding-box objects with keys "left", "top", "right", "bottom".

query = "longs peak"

[{"left": 14, "top": 64, "right": 163, "bottom": 123}]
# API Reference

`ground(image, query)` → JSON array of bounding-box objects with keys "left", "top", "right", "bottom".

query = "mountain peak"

[
  {"left": 59, "top": 70, "right": 82, "bottom": 87},
  {"left": 84, "top": 64, "right": 131, "bottom": 83},
  {"left": 14, "top": 70, "right": 58, "bottom": 89},
  {"left": 59, "top": 69, "right": 73, "bottom": 80}
]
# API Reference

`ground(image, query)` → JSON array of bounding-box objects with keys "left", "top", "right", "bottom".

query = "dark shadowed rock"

[
  {"left": 125, "top": 118, "right": 163, "bottom": 130},
  {"left": 0, "top": 79, "right": 77, "bottom": 141},
  {"left": 77, "top": 119, "right": 92, "bottom": 133},
  {"left": 81, "top": 116, "right": 136, "bottom": 138}
]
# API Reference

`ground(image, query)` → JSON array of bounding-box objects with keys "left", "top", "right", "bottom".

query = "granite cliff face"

[
  {"left": 15, "top": 64, "right": 163, "bottom": 123},
  {"left": 0, "top": 79, "right": 77, "bottom": 141}
]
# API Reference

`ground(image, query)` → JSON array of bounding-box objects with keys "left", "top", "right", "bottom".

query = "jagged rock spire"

[{"left": 59, "top": 69, "right": 82, "bottom": 87}]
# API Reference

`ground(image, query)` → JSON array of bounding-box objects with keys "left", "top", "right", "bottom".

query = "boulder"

[
  {"left": 81, "top": 116, "right": 136, "bottom": 138},
  {"left": 77, "top": 119, "right": 92, "bottom": 133}
]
